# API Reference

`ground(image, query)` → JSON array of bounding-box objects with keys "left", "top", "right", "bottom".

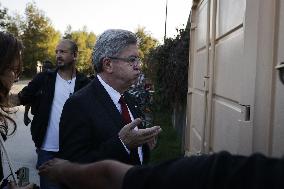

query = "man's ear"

[{"left": 102, "top": 58, "right": 113, "bottom": 73}]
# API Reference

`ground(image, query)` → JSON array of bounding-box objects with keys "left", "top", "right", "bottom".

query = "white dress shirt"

[{"left": 97, "top": 75, "right": 143, "bottom": 164}]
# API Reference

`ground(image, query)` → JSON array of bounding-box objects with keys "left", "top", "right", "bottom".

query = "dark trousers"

[{"left": 37, "top": 149, "right": 60, "bottom": 189}]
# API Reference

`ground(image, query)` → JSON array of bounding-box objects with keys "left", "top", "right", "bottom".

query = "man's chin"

[
  {"left": 56, "top": 63, "right": 65, "bottom": 68},
  {"left": 134, "top": 72, "right": 140, "bottom": 78},
  {"left": 131, "top": 76, "right": 139, "bottom": 85}
]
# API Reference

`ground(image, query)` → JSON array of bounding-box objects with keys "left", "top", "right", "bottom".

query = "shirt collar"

[{"left": 97, "top": 75, "right": 121, "bottom": 106}]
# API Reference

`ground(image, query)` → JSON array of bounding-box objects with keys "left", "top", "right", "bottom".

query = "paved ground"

[{"left": 2, "top": 80, "right": 40, "bottom": 185}]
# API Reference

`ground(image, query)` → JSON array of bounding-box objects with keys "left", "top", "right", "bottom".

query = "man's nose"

[
  {"left": 133, "top": 60, "right": 142, "bottom": 69},
  {"left": 56, "top": 53, "right": 62, "bottom": 59}
]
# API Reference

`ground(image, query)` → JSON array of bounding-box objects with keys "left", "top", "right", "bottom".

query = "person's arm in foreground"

[
  {"left": 39, "top": 158, "right": 132, "bottom": 189},
  {"left": 123, "top": 151, "right": 284, "bottom": 189},
  {"left": 40, "top": 151, "right": 284, "bottom": 189}
]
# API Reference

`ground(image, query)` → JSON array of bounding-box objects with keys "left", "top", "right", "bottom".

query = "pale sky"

[{"left": 1, "top": 0, "right": 192, "bottom": 42}]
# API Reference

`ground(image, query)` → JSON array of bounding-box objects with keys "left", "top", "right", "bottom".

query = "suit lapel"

[
  {"left": 74, "top": 71, "right": 88, "bottom": 92},
  {"left": 124, "top": 93, "right": 139, "bottom": 119},
  {"left": 124, "top": 93, "right": 144, "bottom": 129},
  {"left": 74, "top": 71, "right": 83, "bottom": 92},
  {"left": 91, "top": 77, "right": 124, "bottom": 129},
  {"left": 91, "top": 77, "right": 149, "bottom": 163}
]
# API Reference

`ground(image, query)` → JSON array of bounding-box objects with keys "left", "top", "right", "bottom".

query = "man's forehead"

[
  {"left": 119, "top": 44, "right": 138, "bottom": 55},
  {"left": 56, "top": 40, "right": 71, "bottom": 50}
]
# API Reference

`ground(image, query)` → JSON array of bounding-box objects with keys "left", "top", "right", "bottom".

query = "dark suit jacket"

[
  {"left": 58, "top": 76, "right": 150, "bottom": 165},
  {"left": 18, "top": 69, "right": 90, "bottom": 148}
]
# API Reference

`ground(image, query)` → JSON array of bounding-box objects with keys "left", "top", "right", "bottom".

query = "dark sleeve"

[
  {"left": 74, "top": 73, "right": 91, "bottom": 92},
  {"left": 18, "top": 73, "right": 46, "bottom": 105},
  {"left": 58, "top": 98, "right": 130, "bottom": 163},
  {"left": 82, "top": 77, "right": 91, "bottom": 87},
  {"left": 122, "top": 151, "right": 284, "bottom": 189}
]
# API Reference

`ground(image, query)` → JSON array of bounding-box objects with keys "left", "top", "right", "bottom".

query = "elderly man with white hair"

[{"left": 58, "top": 29, "right": 161, "bottom": 167}]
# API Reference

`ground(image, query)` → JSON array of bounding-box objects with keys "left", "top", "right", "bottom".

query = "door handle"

[{"left": 239, "top": 104, "right": 250, "bottom": 121}]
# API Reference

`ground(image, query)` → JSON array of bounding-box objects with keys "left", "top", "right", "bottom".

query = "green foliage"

[
  {"left": 2, "top": 2, "right": 96, "bottom": 76},
  {"left": 135, "top": 27, "right": 158, "bottom": 61},
  {"left": 0, "top": 3, "right": 8, "bottom": 30},
  {"left": 63, "top": 25, "right": 72, "bottom": 39},
  {"left": 145, "top": 27, "right": 189, "bottom": 111},
  {"left": 20, "top": 2, "right": 61, "bottom": 75},
  {"left": 1, "top": 2, "right": 61, "bottom": 76},
  {"left": 149, "top": 110, "right": 182, "bottom": 164},
  {"left": 135, "top": 27, "right": 159, "bottom": 72},
  {"left": 63, "top": 26, "right": 96, "bottom": 74},
  {"left": 5, "top": 14, "right": 23, "bottom": 37}
]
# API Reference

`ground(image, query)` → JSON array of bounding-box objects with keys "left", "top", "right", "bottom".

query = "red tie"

[
  {"left": 119, "top": 96, "right": 132, "bottom": 125},
  {"left": 119, "top": 95, "right": 141, "bottom": 165}
]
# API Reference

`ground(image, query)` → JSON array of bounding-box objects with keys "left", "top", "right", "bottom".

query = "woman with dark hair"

[{"left": 0, "top": 31, "right": 34, "bottom": 189}]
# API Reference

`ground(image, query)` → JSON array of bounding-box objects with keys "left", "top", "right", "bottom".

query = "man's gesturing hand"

[{"left": 118, "top": 118, "right": 162, "bottom": 149}]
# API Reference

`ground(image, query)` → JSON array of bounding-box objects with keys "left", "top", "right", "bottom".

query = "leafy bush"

[
  {"left": 149, "top": 110, "right": 182, "bottom": 163},
  {"left": 145, "top": 27, "right": 189, "bottom": 111}
]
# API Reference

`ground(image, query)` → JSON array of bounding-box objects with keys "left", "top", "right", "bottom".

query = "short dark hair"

[{"left": 61, "top": 39, "right": 78, "bottom": 54}]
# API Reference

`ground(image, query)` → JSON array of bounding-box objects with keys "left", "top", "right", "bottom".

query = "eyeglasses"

[{"left": 109, "top": 56, "right": 141, "bottom": 66}]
